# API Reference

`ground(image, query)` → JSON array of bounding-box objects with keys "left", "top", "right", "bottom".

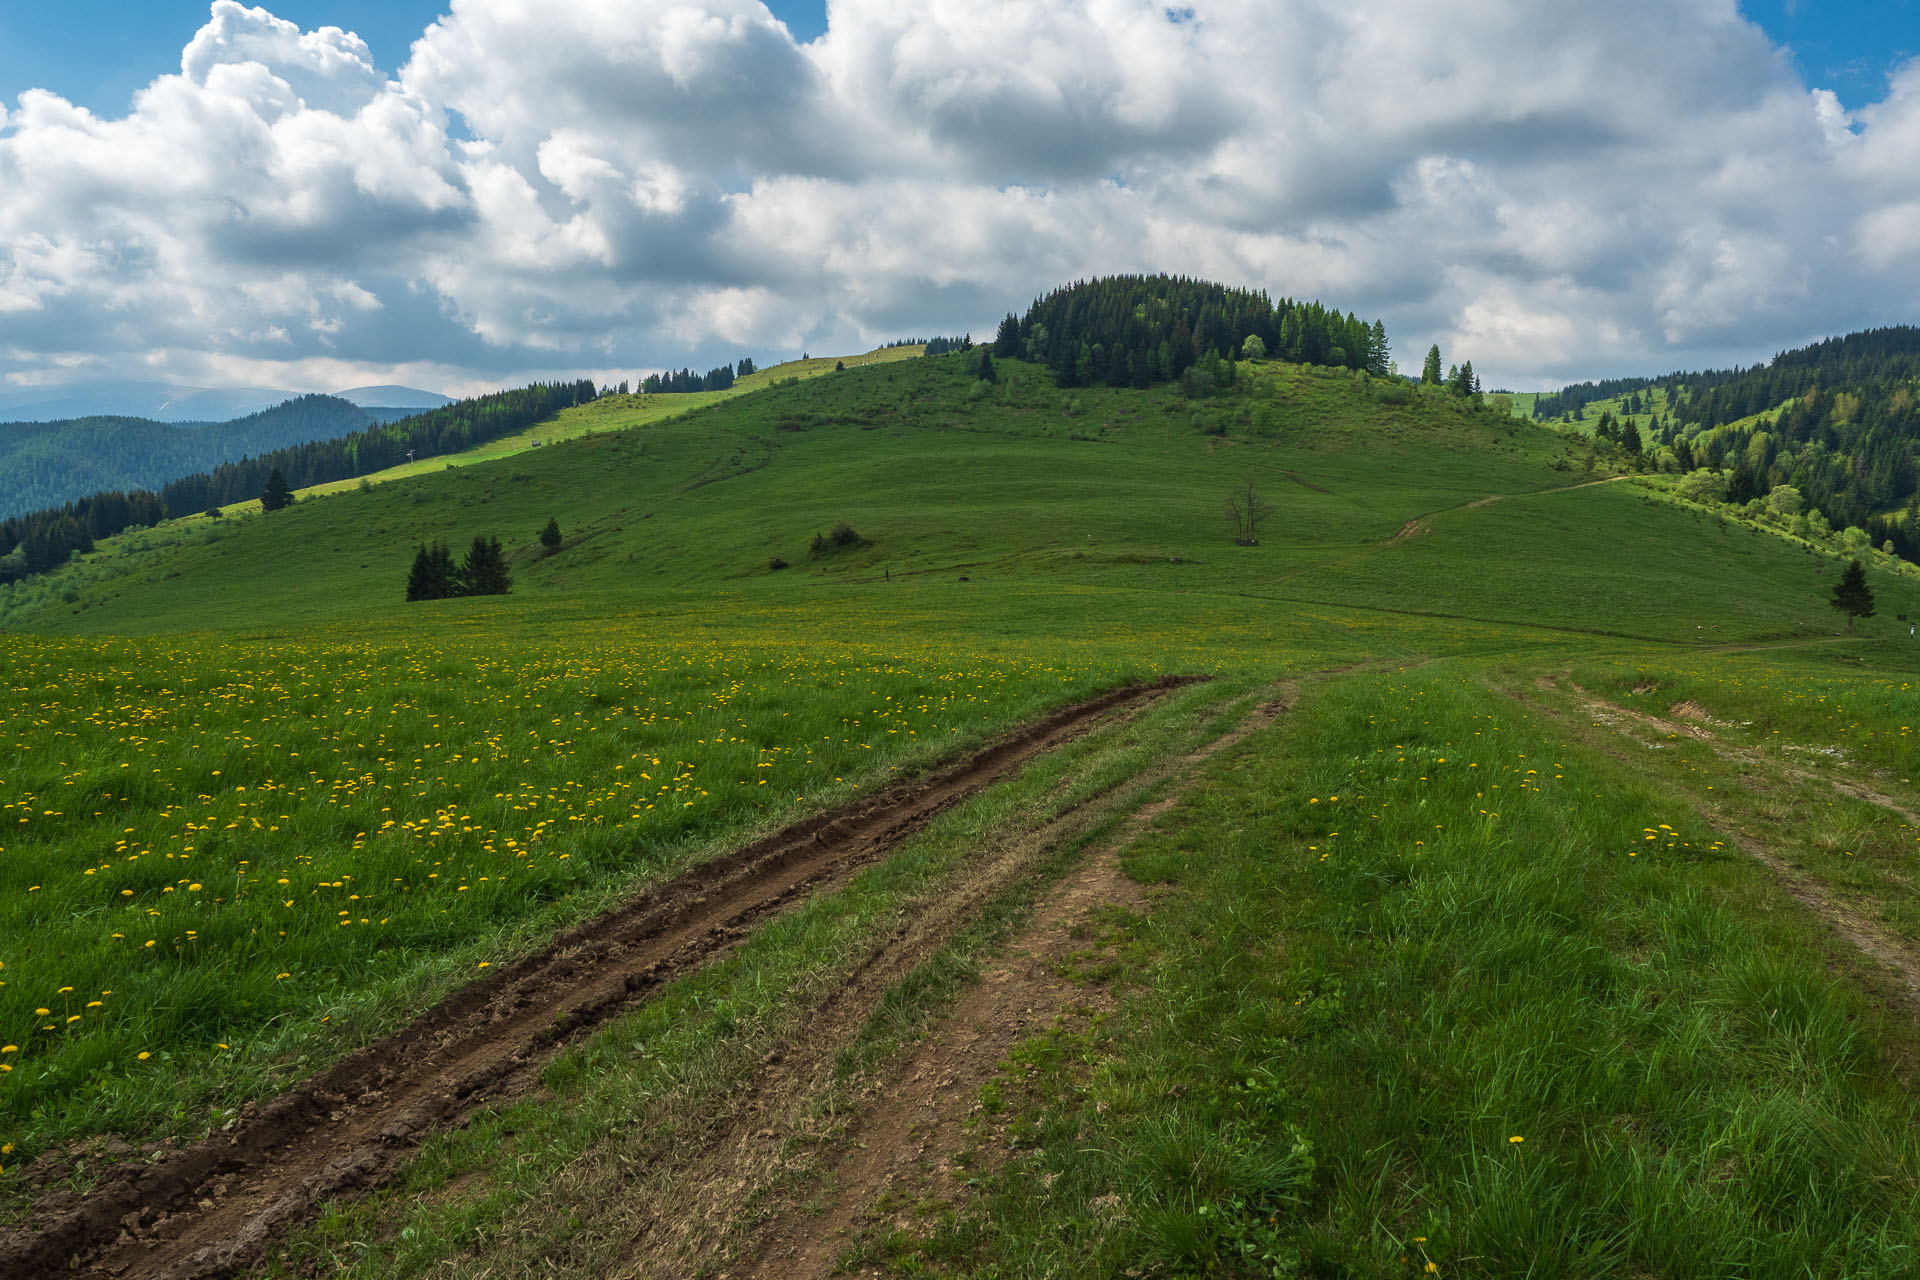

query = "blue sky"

[
  {"left": 1745, "top": 0, "right": 1917, "bottom": 106},
  {"left": 0, "top": 2, "right": 1906, "bottom": 113},
  {"left": 0, "top": 2, "right": 1916, "bottom": 395}
]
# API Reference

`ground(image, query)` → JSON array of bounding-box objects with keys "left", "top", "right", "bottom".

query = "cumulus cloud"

[{"left": 0, "top": 0, "right": 1915, "bottom": 395}]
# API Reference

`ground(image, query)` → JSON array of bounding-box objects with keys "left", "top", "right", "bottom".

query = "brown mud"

[{"left": 0, "top": 676, "right": 1199, "bottom": 1280}]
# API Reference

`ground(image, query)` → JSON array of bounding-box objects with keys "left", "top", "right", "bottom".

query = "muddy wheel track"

[
  {"left": 602, "top": 683, "right": 1297, "bottom": 1274},
  {"left": 0, "top": 677, "right": 1199, "bottom": 1280}
]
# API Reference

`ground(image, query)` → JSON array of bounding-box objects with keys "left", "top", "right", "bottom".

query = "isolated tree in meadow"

[
  {"left": 1620, "top": 420, "right": 1643, "bottom": 454},
  {"left": 261, "top": 468, "right": 293, "bottom": 512},
  {"left": 1830, "top": 559, "right": 1875, "bottom": 630},
  {"left": 1422, "top": 344, "right": 1444, "bottom": 386},
  {"left": 1226, "top": 472, "right": 1275, "bottom": 545},
  {"left": 539, "top": 516, "right": 562, "bottom": 553},
  {"left": 459, "top": 535, "right": 513, "bottom": 596},
  {"left": 976, "top": 347, "right": 997, "bottom": 383},
  {"left": 406, "top": 541, "right": 457, "bottom": 601}
]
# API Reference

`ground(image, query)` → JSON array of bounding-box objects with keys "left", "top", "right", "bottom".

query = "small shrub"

[
  {"left": 768, "top": 555, "right": 789, "bottom": 571},
  {"left": 809, "top": 522, "right": 868, "bottom": 558}
]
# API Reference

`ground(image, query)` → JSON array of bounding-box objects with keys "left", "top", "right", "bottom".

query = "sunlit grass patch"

[{"left": 0, "top": 623, "right": 1121, "bottom": 1168}]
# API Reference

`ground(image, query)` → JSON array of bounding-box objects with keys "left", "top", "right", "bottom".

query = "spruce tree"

[
  {"left": 459, "top": 535, "right": 512, "bottom": 596},
  {"left": 1830, "top": 559, "right": 1875, "bottom": 630},
  {"left": 539, "top": 516, "right": 562, "bottom": 552},
  {"left": 261, "top": 468, "right": 293, "bottom": 512},
  {"left": 1422, "top": 344, "right": 1444, "bottom": 386},
  {"left": 1367, "top": 320, "right": 1391, "bottom": 376},
  {"left": 406, "top": 541, "right": 457, "bottom": 601},
  {"left": 994, "top": 313, "right": 1021, "bottom": 357}
]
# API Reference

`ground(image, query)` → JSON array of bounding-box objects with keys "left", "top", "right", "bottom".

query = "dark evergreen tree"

[
  {"left": 539, "top": 516, "right": 562, "bottom": 552},
  {"left": 459, "top": 535, "right": 512, "bottom": 596},
  {"left": 976, "top": 347, "right": 997, "bottom": 383},
  {"left": 1422, "top": 344, "right": 1444, "bottom": 386},
  {"left": 260, "top": 468, "right": 293, "bottom": 512},
  {"left": 1366, "top": 320, "right": 1391, "bottom": 376},
  {"left": 406, "top": 541, "right": 458, "bottom": 601},
  {"left": 1830, "top": 559, "right": 1875, "bottom": 630},
  {"left": 994, "top": 313, "right": 1021, "bottom": 356}
]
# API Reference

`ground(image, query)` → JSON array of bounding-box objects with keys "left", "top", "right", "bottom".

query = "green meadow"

[{"left": 5, "top": 350, "right": 1920, "bottom": 1276}]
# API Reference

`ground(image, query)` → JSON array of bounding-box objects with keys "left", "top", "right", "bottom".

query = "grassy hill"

[
  {"left": 5, "top": 339, "right": 1920, "bottom": 1277},
  {"left": 6, "top": 353, "right": 1909, "bottom": 645}
]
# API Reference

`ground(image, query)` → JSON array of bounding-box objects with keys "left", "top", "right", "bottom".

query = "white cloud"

[{"left": 0, "top": 0, "right": 1915, "bottom": 395}]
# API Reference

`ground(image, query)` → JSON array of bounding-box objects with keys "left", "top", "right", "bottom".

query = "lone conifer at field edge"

[
  {"left": 539, "top": 516, "right": 562, "bottom": 552},
  {"left": 460, "top": 535, "right": 512, "bottom": 596},
  {"left": 1830, "top": 559, "right": 1875, "bottom": 630},
  {"left": 260, "top": 468, "right": 293, "bottom": 512}
]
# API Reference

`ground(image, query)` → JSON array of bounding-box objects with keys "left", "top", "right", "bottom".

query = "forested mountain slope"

[{"left": 0, "top": 395, "right": 373, "bottom": 518}]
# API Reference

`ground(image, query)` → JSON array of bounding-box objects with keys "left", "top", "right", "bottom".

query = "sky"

[{"left": 0, "top": 1, "right": 1916, "bottom": 398}]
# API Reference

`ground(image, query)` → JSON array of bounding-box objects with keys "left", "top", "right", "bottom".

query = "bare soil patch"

[
  {"left": 1387, "top": 519, "right": 1428, "bottom": 544},
  {"left": 0, "top": 678, "right": 1197, "bottom": 1280}
]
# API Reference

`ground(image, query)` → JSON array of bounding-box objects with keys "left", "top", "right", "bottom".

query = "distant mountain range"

[
  {"left": 0, "top": 381, "right": 453, "bottom": 424},
  {"left": 0, "top": 391, "right": 460, "bottom": 518}
]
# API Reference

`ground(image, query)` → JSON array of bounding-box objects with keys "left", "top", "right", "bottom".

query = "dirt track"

[{"left": 0, "top": 677, "right": 1196, "bottom": 1280}]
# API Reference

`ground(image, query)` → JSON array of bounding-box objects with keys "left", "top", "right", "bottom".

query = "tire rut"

[
  {"left": 722, "top": 684, "right": 1298, "bottom": 1279},
  {"left": 0, "top": 677, "right": 1199, "bottom": 1280},
  {"left": 610, "top": 682, "right": 1296, "bottom": 1275}
]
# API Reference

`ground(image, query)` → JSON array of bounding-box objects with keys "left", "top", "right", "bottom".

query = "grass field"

[{"left": 5, "top": 346, "right": 1920, "bottom": 1278}]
